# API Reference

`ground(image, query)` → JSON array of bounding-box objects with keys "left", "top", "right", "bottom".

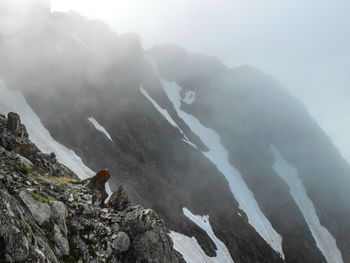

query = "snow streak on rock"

[
  {"left": 0, "top": 81, "right": 112, "bottom": 197},
  {"left": 161, "top": 79, "right": 284, "bottom": 258},
  {"left": 140, "top": 85, "right": 196, "bottom": 148},
  {"left": 170, "top": 208, "right": 234, "bottom": 263},
  {"left": 88, "top": 117, "right": 113, "bottom": 142},
  {"left": 271, "top": 145, "right": 344, "bottom": 263}
]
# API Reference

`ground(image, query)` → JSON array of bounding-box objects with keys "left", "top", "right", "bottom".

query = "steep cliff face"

[{"left": 0, "top": 7, "right": 349, "bottom": 263}]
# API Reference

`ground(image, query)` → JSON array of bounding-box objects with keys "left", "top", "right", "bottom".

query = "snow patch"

[
  {"left": 88, "top": 117, "right": 113, "bottom": 142},
  {"left": 0, "top": 82, "right": 112, "bottom": 197},
  {"left": 182, "top": 90, "right": 196, "bottom": 104},
  {"left": 170, "top": 231, "right": 215, "bottom": 263},
  {"left": 161, "top": 78, "right": 284, "bottom": 258},
  {"left": 271, "top": 145, "right": 344, "bottom": 263},
  {"left": 170, "top": 208, "right": 234, "bottom": 263},
  {"left": 140, "top": 85, "right": 196, "bottom": 148}
]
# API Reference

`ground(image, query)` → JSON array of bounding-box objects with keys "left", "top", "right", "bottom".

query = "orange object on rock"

[{"left": 87, "top": 169, "right": 111, "bottom": 203}]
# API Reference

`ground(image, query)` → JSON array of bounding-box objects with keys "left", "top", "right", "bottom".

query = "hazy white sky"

[{"left": 51, "top": 0, "right": 350, "bottom": 163}]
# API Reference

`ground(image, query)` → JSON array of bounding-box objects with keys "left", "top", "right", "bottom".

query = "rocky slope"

[
  {"left": 0, "top": 2, "right": 349, "bottom": 263},
  {"left": 0, "top": 112, "right": 184, "bottom": 263}
]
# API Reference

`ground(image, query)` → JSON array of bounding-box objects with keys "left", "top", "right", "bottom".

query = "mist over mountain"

[
  {"left": 0, "top": 1, "right": 349, "bottom": 263},
  {"left": 51, "top": 0, "right": 350, "bottom": 165}
]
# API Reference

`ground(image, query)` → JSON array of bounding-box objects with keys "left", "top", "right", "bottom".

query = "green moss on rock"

[
  {"left": 18, "top": 165, "right": 31, "bottom": 175},
  {"left": 30, "top": 193, "right": 49, "bottom": 203}
]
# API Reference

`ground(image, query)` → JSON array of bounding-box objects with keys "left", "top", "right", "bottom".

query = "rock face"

[
  {"left": 119, "top": 208, "right": 184, "bottom": 263},
  {"left": 0, "top": 113, "right": 184, "bottom": 263},
  {"left": 0, "top": 113, "right": 76, "bottom": 180}
]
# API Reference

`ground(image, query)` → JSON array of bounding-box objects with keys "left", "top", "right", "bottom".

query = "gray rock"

[
  {"left": 19, "top": 155, "right": 34, "bottom": 169},
  {"left": 112, "top": 223, "right": 120, "bottom": 232},
  {"left": 34, "top": 235, "right": 60, "bottom": 263},
  {"left": 113, "top": 232, "right": 130, "bottom": 254},
  {"left": 0, "top": 175, "right": 4, "bottom": 180},
  {"left": 50, "top": 201, "right": 68, "bottom": 235},
  {"left": 6, "top": 174, "right": 13, "bottom": 183},
  {"left": 6, "top": 226, "right": 29, "bottom": 261},
  {"left": 82, "top": 204, "right": 93, "bottom": 215},
  {"left": 101, "top": 208, "right": 109, "bottom": 214},
  {"left": 19, "top": 191, "right": 51, "bottom": 225},
  {"left": 6, "top": 112, "right": 21, "bottom": 135},
  {"left": 82, "top": 194, "right": 90, "bottom": 200},
  {"left": 53, "top": 224, "right": 70, "bottom": 257},
  {"left": 132, "top": 229, "right": 181, "bottom": 263},
  {"left": 108, "top": 185, "right": 130, "bottom": 211}
]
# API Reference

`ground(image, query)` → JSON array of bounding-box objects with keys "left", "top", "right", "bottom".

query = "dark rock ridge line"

[{"left": 0, "top": 112, "right": 184, "bottom": 263}]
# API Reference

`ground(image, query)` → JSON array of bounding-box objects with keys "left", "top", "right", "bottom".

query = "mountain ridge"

[{"left": 0, "top": 6, "right": 349, "bottom": 263}]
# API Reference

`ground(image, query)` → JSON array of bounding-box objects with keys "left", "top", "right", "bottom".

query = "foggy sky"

[{"left": 51, "top": 0, "right": 350, "bottom": 164}]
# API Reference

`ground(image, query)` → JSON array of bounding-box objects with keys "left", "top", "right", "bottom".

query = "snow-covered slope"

[
  {"left": 140, "top": 85, "right": 196, "bottom": 148},
  {"left": 0, "top": 85, "right": 91, "bottom": 179},
  {"left": 271, "top": 145, "right": 343, "bottom": 263},
  {"left": 0, "top": 81, "right": 113, "bottom": 197},
  {"left": 161, "top": 78, "right": 285, "bottom": 258},
  {"left": 0, "top": 80, "right": 113, "bottom": 197},
  {"left": 170, "top": 208, "right": 234, "bottom": 263},
  {"left": 88, "top": 117, "right": 114, "bottom": 142}
]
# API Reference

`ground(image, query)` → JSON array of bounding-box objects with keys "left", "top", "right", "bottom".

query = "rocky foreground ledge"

[{"left": 0, "top": 112, "right": 184, "bottom": 263}]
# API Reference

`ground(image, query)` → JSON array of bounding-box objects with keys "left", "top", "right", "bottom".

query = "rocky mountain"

[
  {"left": 0, "top": 112, "right": 184, "bottom": 262},
  {"left": 0, "top": 2, "right": 349, "bottom": 263}
]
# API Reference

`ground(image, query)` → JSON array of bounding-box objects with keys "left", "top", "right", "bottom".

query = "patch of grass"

[
  {"left": 49, "top": 235, "right": 57, "bottom": 247},
  {"left": 30, "top": 193, "right": 55, "bottom": 203},
  {"left": 48, "top": 196, "right": 56, "bottom": 202},
  {"left": 19, "top": 218, "right": 26, "bottom": 236},
  {"left": 30, "top": 193, "right": 49, "bottom": 203},
  {"left": 90, "top": 237, "right": 97, "bottom": 245},
  {"left": 19, "top": 218, "right": 25, "bottom": 226},
  {"left": 47, "top": 176, "right": 78, "bottom": 184},
  {"left": 18, "top": 165, "right": 31, "bottom": 175}
]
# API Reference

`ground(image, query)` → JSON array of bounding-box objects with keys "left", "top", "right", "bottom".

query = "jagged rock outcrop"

[
  {"left": 108, "top": 185, "right": 131, "bottom": 211},
  {"left": 0, "top": 112, "right": 76, "bottom": 179},
  {"left": 0, "top": 113, "right": 184, "bottom": 263}
]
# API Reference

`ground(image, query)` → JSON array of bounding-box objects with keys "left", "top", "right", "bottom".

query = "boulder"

[
  {"left": 113, "top": 232, "right": 130, "bottom": 254},
  {"left": 132, "top": 229, "right": 180, "bottom": 263},
  {"left": 108, "top": 185, "right": 130, "bottom": 211},
  {"left": 6, "top": 112, "right": 28, "bottom": 137},
  {"left": 19, "top": 191, "right": 51, "bottom": 225},
  {"left": 53, "top": 224, "right": 69, "bottom": 257},
  {"left": 119, "top": 207, "right": 185, "bottom": 263},
  {"left": 50, "top": 201, "right": 68, "bottom": 235},
  {"left": 6, "top": 112, "right": 21, "bottom": 134}
]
